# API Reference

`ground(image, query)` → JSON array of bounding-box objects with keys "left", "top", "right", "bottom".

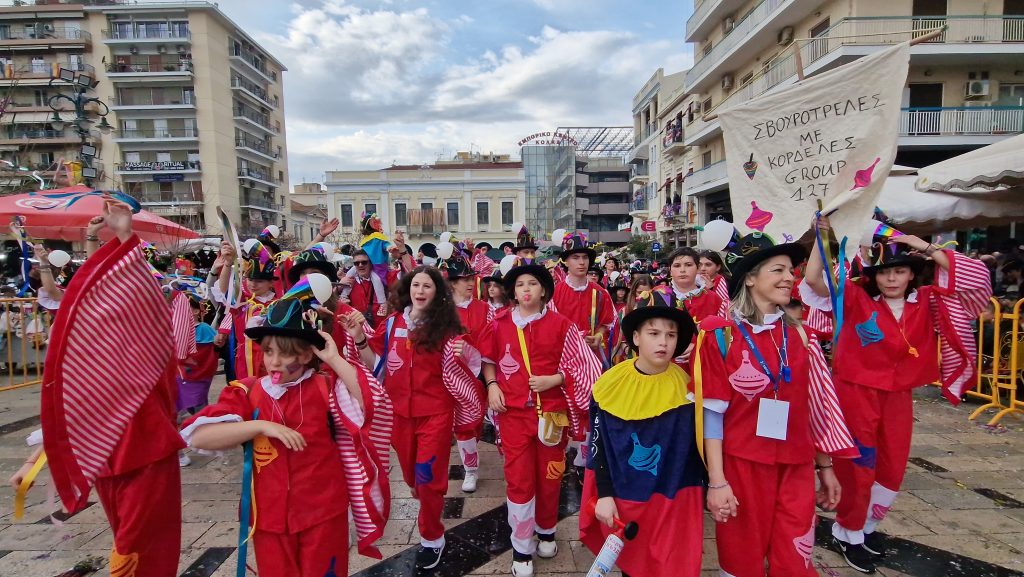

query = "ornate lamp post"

[{"left": 47, "top": 68, "right": 112, "bottom": 187}]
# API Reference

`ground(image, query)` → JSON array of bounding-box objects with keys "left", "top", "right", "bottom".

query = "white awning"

[
  {"left": 0, "top": 111, "right": 76, "bottom": 125},
  {"left": 915, "top": 133, "right": 1024, "bottom": 192},
  {"left": 879, "top": 175, "right": 1024, "bottom": 233}
]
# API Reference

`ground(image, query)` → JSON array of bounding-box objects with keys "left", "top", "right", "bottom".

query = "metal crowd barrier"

[
  {"left": 969, "top": 297, "right": 1024, "bottom": 425},
  {"left": 0, "top": 298, "right": 52, "bottom": 392}
]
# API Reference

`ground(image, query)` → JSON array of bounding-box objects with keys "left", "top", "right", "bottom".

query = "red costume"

[
  {"left": 368, "top": 310, "right": 481, "bottom": 548},
  {"left": 551, "top": 277, "right": 615, "bottom": 342},
  {"left": 41, "top": 235, "right": 185, "bottom": 577},
  {"left": 696, "top": 314, "right": 856, "bottom": 577},
  {"left": 181, "top": 368, "right": 392, "bottom": 576},
  {"left": 800, "top": 250, "right": 990, "bottom": 546},
  {"left": 346, "top": 273, "right": 388, "bottom": 328},
  {"left": 218, "top": 292, "right": 276, "bottom": 379},
  {"left": 480, "top": 307, "right": 601, "bottom": 556},
  {"left": 454, "top": 298, "right": 495, "bottom": 473}
]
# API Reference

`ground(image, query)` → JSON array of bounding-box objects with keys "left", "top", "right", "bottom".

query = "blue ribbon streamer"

[
  {"left": 237, "top": 407, "right": 259, "bottom": 577},
  {"left": 28, "top": 189, "right": 141, "bottom": 213},
  {"left": 372, "top": 316, "right": 395, "bottom": 380},
  {"left": 833, "top": 237, "right": 848, "bottom": 349}
]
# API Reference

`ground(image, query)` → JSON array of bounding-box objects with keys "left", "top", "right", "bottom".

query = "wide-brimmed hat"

[
  {"left": 288, "top": 247, "right": 339, "bottom": 284},
  {"left": 475, "top": 241, "right": 494, "bottom": 252},
  {"left": 560, "top": 231, "right": 597, "bottom": 262},
  {"left": 499, "top": 241, "right": 515, "bottom": 252},
  {"left": 620, "top": 286, "right": 696, "bottom": 358},
  {"left": 419, "top": 242, "right": 438, "bottom": 259},
  {"left": 514, "top": 225, "right": 538, "bottom": 251},
  {"left": 440, "top": 253, "right": 476, "bottom": 280},
  {"left": 243, "top": 239, "right": 277, "bottom": 281},
  {"left": 861, "top": 231, "right": 925, "bottom": 276},
  {"left": 502, "top": 263, "right": 554, "bottom": 302},
  {"left": 244, "top": 275, "right": 331, "bottom": 348},
  {"left": 727, "top": 233, "right": 807, "bottom": 299},
  {"left": 588, "top": 266, "right": 604, "bottom": 282}
]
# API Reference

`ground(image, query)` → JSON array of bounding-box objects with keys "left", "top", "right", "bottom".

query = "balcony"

[
  {"left": 0, "top": 26, "right": 91, "bottom": 49},
  {"left": 116, "top": 160, "right": 202, "bottom": 174},
  {"left": 231, "top": 76, "right": 278, "bottom": 109},
  {"left": 103, "top": 28, "right": 191, "bottom": 43},
  {"left": 662, "top": 128, "right": 686, "bottom": 156},
  {"left": 685, "top": 161, "right": 728, "bottom": 196},
  {"left": 240, "top": 195, "right": 283, "bottom": 212},
  {"left": 111, "top": 90, "right": 195, "bottom": 110},
  {"left": 238, "top": 167, "right": 280, "bottom": 189},
  {"left": 233, "top": 107, "right": 277, "bottom": 134},
  {"left": 407, "top": 208, "right": 447, "bottom": 235},
  {"left": 235, "top": 137, "right": 279, "bottom": 163},
  {"left": 139, "top": 191, "right": 204, "bottom": 205},
  {"left": 0, "top": 60, "right": 94, "bottom": 83},
  {"left": 113, "top": 128, "right": 198, "bottom": 142},
  {"left": 229, "top": 46, "right": 277, "bottom": 84},
  {"left": 629, "top": 163, "right": 650, "bottom": 183},
  {"left": 0, "top": 129, "right": 80, "bottom": 146},
  {"left": 105, "top": 59, "right": 193, "bottom": 80},
  {"left": 687, "top": 0, "right": 747, "bottom": 43},
  {"left": 632, "top": 122, "right": 658, "bottom": 146},
  {"left": 593, "top": 181, "right": 631, "bottom": 194},
  {"left": 685, "top": 0, "right": 818, "bottom": 93},
  {"left": 900, "top": 106, "right": 1024, "bottom": 147}
]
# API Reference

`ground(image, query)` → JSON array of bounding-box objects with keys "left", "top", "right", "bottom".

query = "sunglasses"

[{"left": 354, "top": 260, "right": 370, "bottom": 266}]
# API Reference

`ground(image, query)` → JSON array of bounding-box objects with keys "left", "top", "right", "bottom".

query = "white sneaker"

[
  {"left": 536, "top": 539, "right": 558, "bottom": 558},
  {"left": 511, "top": 558, "right": 534, "bottom": 577},
  {"left": 462, "top": 471, "right": 478, "bottom": 493},
  {"left": 178, "top": 452, "right": 191, "bottom": 467}
]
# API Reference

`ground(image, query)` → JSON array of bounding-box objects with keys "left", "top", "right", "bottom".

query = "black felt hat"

[
  {"left": 620, "top": 287, "right": 696, "bottom": 358},
  {"left": 861, "top": 237, "right": 925, "bottom": 276},
  {"left": 419, "top": 242, "right": 438, "bottom": 259},
  {"left": 440, "top": 253, "right": 476, "bottom": 280},
  {"left": 243, "top": 240, "right": 277, "bottom": 281},
  {"left": 288, "top": 248, "right": 339, "bottom": 284},
  {"left": 499, "top": 241, "right": 515, "bottom": 252},
  {"left": 502, "top": 263, "right": 554, "bottom": 303},
  {"left": 514, "top": 225, "right": 538, "bottom": 251},
  {"left": 726, "top": 233, "right": 807, "bottom": 299},
  {"left": 244, "top": 297, "right": 326, "bottom": 348},
  {"left": 560, "top": 231, "right": 597, "bottom": 262}
]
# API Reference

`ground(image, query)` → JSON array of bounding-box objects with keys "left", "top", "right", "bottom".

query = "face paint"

[{"left": 285, "top": 362, "right": 304, "bottom": 374}]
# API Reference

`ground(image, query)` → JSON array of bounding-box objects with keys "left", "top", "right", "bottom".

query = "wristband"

[
  {"left": 815, "top": 463, "right": 833, "bottom": 471},
  {"left": 486, "top": 380, "right": 499, "bottom": 388},
  {"left": 708, "top": 481, "right": 730, "bottom": 490}
]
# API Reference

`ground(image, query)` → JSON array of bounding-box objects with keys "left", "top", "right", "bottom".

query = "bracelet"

[
  {"left": 815, "top": 463, "right": 833, "bottom": 471},
  {"left": 86, "top": 235, "right": 99, "bottom": 242},
  {"left": 354, "top": 339, "right": 367, "bottom": 349},
  {"left": 486, "top": 380, "right": 499, "bottom": 388},
  {"left": 708, "top": 481, "right": 730, "bottom": 490},
  {"left": 924, "top": 244, "right": 938, "bottom": 256}
]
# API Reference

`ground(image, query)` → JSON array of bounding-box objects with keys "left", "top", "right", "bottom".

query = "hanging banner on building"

[{"left": 719, "top": 42, "right": 909, "bottom": 251}]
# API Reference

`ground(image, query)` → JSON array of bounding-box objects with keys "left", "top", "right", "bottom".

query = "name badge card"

[
  {"left": 394, "top": 328, "right": 408, "bottom": 338},
  {"left": 756, "top": 398, "right": 790, "bottom": 440}
]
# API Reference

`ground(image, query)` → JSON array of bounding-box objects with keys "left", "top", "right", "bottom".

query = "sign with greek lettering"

[{"left": 719, "top": 43, "right": 909, "bottom": 250}]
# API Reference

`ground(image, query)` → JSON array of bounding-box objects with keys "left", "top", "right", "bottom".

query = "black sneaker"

[
  {"left": 834, "top": 537, "right": 877, "bottom": 574},
  {"left": 862, "top": 532, "right": 887, "bottom": 558},
  {"left": 415, "top": 542, "right": 445, "bottom": 570}
]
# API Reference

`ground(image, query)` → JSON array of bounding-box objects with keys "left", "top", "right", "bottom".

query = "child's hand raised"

[{"left": 259, "top": 421, "right": 306, "bottom": 451}]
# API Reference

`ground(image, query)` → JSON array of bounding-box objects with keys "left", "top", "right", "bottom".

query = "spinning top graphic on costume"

[
  {"left": 729, "top": 350, "right": 771, "bottom": 401},
  {"left": 745, "top": 201, "right": 773, "bottom": 232},
  {"left": 855, "top": 311, "right": 884, "bottom": 346},
  {"left": 742, "top": 153, "right": 758, "bottom": 180},
  {"left": 253, "top": 435, "right": 278, "bottom": 472},
  {"left": 627, "top": 432, "right": 662, "bottom": 476}
]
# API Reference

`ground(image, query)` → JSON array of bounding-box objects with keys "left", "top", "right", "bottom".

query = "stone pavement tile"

[
  {"left": 448, "top": 478, "right": 509, "bottom": 498},
  {"left": 0, "top": 549, "right": 109, "bottom": 576},
  {"left": 378, "top": 518, "right": 415, "bottom": 545},
  {"left": 869, "top": 512, "right": 934, "bottom": 537},
  {"left": 390, "top": 497, "right": 421, "bottom": 520},
  {"left": 898, "top": 471, "right": 950, "bottom": 491},
  {"left": 908, "top": 508, "right": 1024, "bottom": 535},
  {"left": 175, "top": 547, "right": 207, "bottom": 575},
  {"left": 910, "top": 433, "right": 958, "bottom": 446},
  {"left": 83, "top": 521, "right": 215, "bottom": 551},
  {"left": 182, "top": 500, "right": 243, "bottom": 524},
  {"left": 702, "top": 537, "right": 718, "bottom": 570},
  {"left": 0, "top": 523, "right": 106, "bottom": 550},
  {"left": 190, "top": 521, "right": 238, "bottom": 548},
  {"left": 531, "top": 540, "right": 576, "bottom": 572},
  {"left": 923, "top": 456, "right": 1006, "bottom": 472},
  {"left": 569, "top": 539, "right": 598, "bottom": 571},
  {"left": 956, "top": 442, "right": 1019, "bottom": 458},
  {"left": 890, "top": 492, "right": 938, "bottom": 512},
  {"left": 468, "top": 549, "right": 512, "bottom": 574},
  {"left": 461, "top": 496, "right": 505, "bottom": 518},
  {"left": 908, "top": 445, "right": 958, "bottom": 459},
  {"left": 347, "top": 544, "right": 410, "bottom": 573},
  {"left": 909, "top": 489, "right": 1002, "bottom": 509},
  {"left": 935, "top": 471, "right": 1024, "bottom": 490},
  {"left": 913, "top": 533, "right": 1024, "bottom": 569},
  {"left": 207, "top": 546, "right": 256, "bottom": 577},
  {"left": 998, "top": 508, "right": 1024, "bottom": 526},
  {"left": 181, "top": 481, "right": 242, "bottom": 501}
]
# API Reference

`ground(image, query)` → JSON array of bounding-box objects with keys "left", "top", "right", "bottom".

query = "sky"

[{"left": 211, "top": 0, "right": 694, "bottom": 188}]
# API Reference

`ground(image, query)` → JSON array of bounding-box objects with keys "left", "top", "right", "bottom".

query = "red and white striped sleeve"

[
  {"left": 217, "top": 307, "right": 234, "bottom": 334},
  {"left": 714, "top": 276, "right": 730, "bottom": 318},
  {"left": 559, "top": 325, "right": 602, "bottom": 412},
  {"left": 805, "top": 335, "right": 857, "bottom": 457},
  {"left": 471, "top": 251, "right": 495, "bottom": 277},
  {"left": 442, "top": 337, "right": 484, "bottom": 430},
  {"left": 171, "top": 292, "right": 197, "bottom": 361}
]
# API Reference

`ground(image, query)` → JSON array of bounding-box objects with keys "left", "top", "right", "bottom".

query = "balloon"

[
  {"left": 437, "top": 242, "right": 455, "bottom": 260},
  {"left": 242, "top": 238, "right": 260, "bottom": 255},
  {"left": 550, "top": 228, "right": 567, "bottom": 244},
  {"left": 316, "top": 241, "right": 335, "bottom": 255},
  {"left": 700, "top": 219, "right": 735, "bottom": 252},
  {"left": 263, "top": 224, "right": 280, "bottom": 238},
  {"left": 305, "top": 273, "right": 334, "bottom": 304},
  {"left": 509, "top": 221, "right": 524, "bottom": 234},
  {"left": 47, "top": 250, "right": 71, "bottom": 268},
  {"left": 499, "top": 254, "right": 519, "bottom": 276},
  {"left": 439, "top": 231, "right": 453, "bottom": 244}
]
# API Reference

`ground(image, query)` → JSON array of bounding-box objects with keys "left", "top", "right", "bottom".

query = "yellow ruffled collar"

[{"left": 592, "top": 361, "right": 691, "bottom": 420}]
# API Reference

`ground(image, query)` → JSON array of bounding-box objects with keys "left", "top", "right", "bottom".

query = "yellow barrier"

[
  {"left": 0, "top": 298, "right": 52, "bottom": 392},
  {"left": 969, "top": 297, "right": 1024, "bottom": 425}
]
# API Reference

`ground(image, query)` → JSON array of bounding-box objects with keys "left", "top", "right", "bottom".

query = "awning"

[
  {"left": 0, "top": 111, "right": 76, "bottom": 125},
  {"left": 915, "top": 133, "right": 1024, "bottom": 192},
  {"left": 878, "top": 175, "right": 1024, "bottom": 233}
]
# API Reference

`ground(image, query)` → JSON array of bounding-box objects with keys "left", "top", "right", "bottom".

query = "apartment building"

[
  {"left": 0, "top": 2, "right": 94, "bottom": 190},
  {"left": 673, "top": 0, "right": 1024, "bottom": 244},
  {"left": 0, "top": 1, "right": 289, "bottom": 238},
  {"left": 322, "top": 152, "right": 526, "bottom": 253}
]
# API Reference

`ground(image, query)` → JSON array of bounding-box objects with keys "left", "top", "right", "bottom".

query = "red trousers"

[
  {"left": 497, "top": 408, "right": 567, "bottom": 555},
  {"left": 95, "top": 453, "right": 181, "bottom": 577},
  {"left": 833, "top": 381, "right": 912, "bottom": 542},
  {"left": 716, "top": 457, "right": 817, "bottom": 577},
  {"left": 392, "top": 412, "right": 454, "bottom": 545},
  {"left": 253, "top": 514, "right": 348, "bottom": 577}
]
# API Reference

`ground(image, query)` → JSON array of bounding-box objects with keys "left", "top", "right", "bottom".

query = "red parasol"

[{"left": 0, "top": 185, "right": 199, "bottom": 250}]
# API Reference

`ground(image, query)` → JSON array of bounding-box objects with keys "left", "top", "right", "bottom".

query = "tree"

[{"left": 623, "top": 235, "right": 655, "bottom": 261}]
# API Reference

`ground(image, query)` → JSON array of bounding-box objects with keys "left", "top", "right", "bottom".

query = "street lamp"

[{"left": 47, "top": 67, "right": 112, "bottom": 187}]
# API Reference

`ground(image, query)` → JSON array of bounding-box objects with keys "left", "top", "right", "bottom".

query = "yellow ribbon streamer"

[{"left": 14, "top": 452, "right": 47, "bottom": 520}]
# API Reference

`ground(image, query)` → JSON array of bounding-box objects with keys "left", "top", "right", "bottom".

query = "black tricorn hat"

[
  {"left": 244, "top": 297, "right": 326, "bottom": 348},
  {"left": 620, "top": 287, "right": 696, "bottom": 358}
]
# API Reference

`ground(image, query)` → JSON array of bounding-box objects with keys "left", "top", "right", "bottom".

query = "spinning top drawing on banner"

[
  {"left": 743, "top": 153, "right": 758, "bottom": 180},
  {"left": 850, "top": 157, "right": 881, "bottom": 190},
  {"left": 745, "top": 201, "right": 773, "bottom": 232}
]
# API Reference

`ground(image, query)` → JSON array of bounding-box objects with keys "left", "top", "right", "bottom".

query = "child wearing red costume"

[
  {"left": 667, "top": 247, "right": 727, "bottom": 370},
  {"left": 216, "top": 240, "right": 278, "bottom": 379}
]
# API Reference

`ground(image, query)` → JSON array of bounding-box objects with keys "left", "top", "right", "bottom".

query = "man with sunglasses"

[{"left": 340, "top": 249, "right": 388, "bottom": 328}]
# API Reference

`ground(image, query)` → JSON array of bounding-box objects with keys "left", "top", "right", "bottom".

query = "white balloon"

[
  {"left": 550, "top": 228, "right": 567, "bottom": 244},
  {"left": 305, "top": 273, "right": 334, "bottom": 304},
  {"left": 509, "top": 222, "right": 524, "bottom": 234},
  {"left": 439, "top": 231, "right": 453, "bottom": 244},
  {"left": 860, "top": 219, "right": 883, "bottom": 247},
  {"left": 242, "top": 238, "right": 260, "bottom": 255},
  {"left": 437, "top": 242, "right": 455, "bottom": 260},
  {"left": 700, "top": 219, "right": 735, "bottom": 252},
  {"left": 316, "top": 241, "right": 335, "bottom": 255},
  {"left": 609, "top": 271, "right": 620, "bottom": 283},
  {"left": 499, "top": 254, "right": 519, "bottom": 276},
  {"left": 264, "top": 224, "right": 280, "bottom": 238},
  {"left": 47, "top": 249, "right": 71, "bottom": 268}
]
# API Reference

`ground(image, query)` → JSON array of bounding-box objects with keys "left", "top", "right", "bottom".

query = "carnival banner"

[{"left": 719, "top": 42, "right": 910, "bottom": 252}]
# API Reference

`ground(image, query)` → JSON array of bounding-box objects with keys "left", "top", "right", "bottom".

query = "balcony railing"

[
  {"left": 900, "top": 107, "right": 1024, "bottom": 136},
  {"left": 106, "top": 60, "right": 193, "bottom": 74},
  {"left": 0, "top": 60, "right": 94, "bottom": 80},
  {"left": 231, "top": 76, "right": 277, "bottom": 107},
  {"left": 113, "top": 90, "right": 194, "bottom": 106},
  {"left": 241, "top": 195, "right": 280, "bottom": 210},
  {"left": 630, "top": 164, "right": 649, "bottom": 179},
  {"left": 233, "top": 107, "right": 275, "bottom": 132},
  {"left": 686, "top": 0, "right": 786, "bottom": 90},
  {"left": 229, "top": 46, "right": 276, "bottom": 81},
  {"left": 407, "top": 208, "right": 447, "bottom": 235},
  {"left": 117, "top": 128, "right": 198, "bottom": 139},
  {"left": 238, "top": 167, "right": 279, "bottom": 185},
  {"left": 686, "top": 0, "right": 722, "bottom": 40},
  {"left": 685, "top": 160, "right": 728, "bottom": 192},
  {"left": 117, "top": 160, "right": 201, "bottom": 172},
  {"left": 235, "top": 137, "right": 279, "bottom": 158},
  {"left": 633, "top": 122, "right": 658, "bottom": 145},
  {"left": 103, "top": 28, "right": 191, "bottom": 41},
  {"left": 4, "top": 129, "right": 68, "bottom": 140},
  {"left": 139, "top": 191, "right": 204, "bottom": 204},
  {"left": 0, "top": 27, "right": 91, "bottom": 43}
]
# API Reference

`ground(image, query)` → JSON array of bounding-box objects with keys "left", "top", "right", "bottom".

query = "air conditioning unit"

[
  {"left": 965, "top": 80, "right": 990, "bottom": 97},
  {"left": 176, "top": 45, "right": 186, "bottom": 54},
  {"left": 157, "top": 45, "right": 167, "bottom": 54},
  {"left": 723, "top": 16, "right": 735, "bottom": 33},
  {"left": 129, "top": 45, "right": 139, "bottom": 54},
  {"left": 42, "top": 24, "right": 55, "bottom": 33},
  {"left": 721, "top": 74, "right": 734, "bottom": 90},
  {"left": 778, "top": 26, "right": 794, "bottom": 45}
]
